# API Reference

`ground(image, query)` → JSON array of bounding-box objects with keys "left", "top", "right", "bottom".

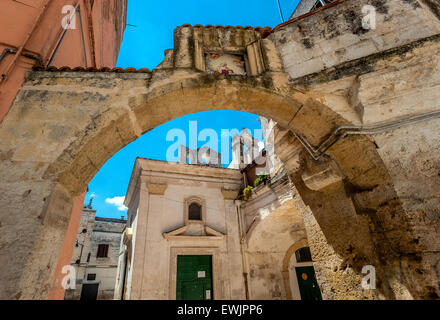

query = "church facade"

[
  {"left": 114, "top": 157, "right": 245, "bottom": 299},
  {"left": 114, "top": 124, "right": 322, "bottom": 300}
]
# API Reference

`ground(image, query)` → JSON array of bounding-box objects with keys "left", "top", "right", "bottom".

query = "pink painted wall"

[
  {"left": 48, "top": 192, "right": 86, "bottom": 300},
  {"left": 0, "top": 0, "right": 127, "bottom": 299}
]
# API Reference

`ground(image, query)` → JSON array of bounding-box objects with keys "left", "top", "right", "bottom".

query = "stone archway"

[{"left": 0, "top": 24, "right": 436, "bottom": 300}]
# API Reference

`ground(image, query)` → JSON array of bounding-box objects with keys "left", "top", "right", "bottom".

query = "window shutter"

[{"left": 295, "top": 247, "right": 313, "bottom": 263}]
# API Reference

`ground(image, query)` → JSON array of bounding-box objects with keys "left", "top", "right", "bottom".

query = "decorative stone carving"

[{"left": 146, "top": 183, "right": 168, "bottom": 195}]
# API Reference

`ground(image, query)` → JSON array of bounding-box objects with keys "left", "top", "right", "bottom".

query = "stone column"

[
  {"left": 273, "top": 127, "right": 382, "bottom": 299},
  {"left": 128, "top": 179, "right": 167, "bottom": 300},
  {"left": 48, "top": 192, "right": 86, "bottom": 299},
  {"left": 127, "top": 179, "right": 149, "bottom": 300},
  {"left": 140, "top": 183, "right": 167, "bottom": 299}
]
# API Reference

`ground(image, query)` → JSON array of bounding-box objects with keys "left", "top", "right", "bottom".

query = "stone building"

[
  {"left": 1, "top": 0, "right": 440, "bottom": 300},
  {"left": 64, "top": 206, "right": 126, "bottom": 300}
]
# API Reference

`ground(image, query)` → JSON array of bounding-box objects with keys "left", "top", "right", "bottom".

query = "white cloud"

[
  {"left": 258, "top": 141, "right": 265, "bottom": 151},
  {"left": 105, "top": 196, "right": 127, "bottom": 211}
]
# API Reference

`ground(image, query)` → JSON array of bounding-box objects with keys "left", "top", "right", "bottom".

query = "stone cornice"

[
  {"left": 146, "top": 183, "right": 168, "bottom": 195},
  {"left": 221, "top": 188, "right": 240, "bottom": 200}
]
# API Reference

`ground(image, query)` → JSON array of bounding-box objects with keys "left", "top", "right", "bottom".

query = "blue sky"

[{"left": 86, "top": 0, "right": 301, "bottom": 218}]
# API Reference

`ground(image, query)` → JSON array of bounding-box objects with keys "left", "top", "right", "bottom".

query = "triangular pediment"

[{"left": 163, "top": 224, "right": 224, "bottom": 240}]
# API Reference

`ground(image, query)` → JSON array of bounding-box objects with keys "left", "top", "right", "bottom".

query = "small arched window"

[
  {"left": 188, "top": 202, "right": 202, "bottom": 220},
  {"left": 295, "top": 247, "right": 313, "bottom": 263}
]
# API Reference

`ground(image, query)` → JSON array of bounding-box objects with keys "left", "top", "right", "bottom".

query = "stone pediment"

[{"left": 163, "top": 224, "right": 224, "bottom": 241}]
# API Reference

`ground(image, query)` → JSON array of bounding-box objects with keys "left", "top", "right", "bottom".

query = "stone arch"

[
  {"left": 0, "top": 68, "right": 415, "bottom": 300},
  {"left": 41, "top": 72, "right": 305, "bottom": 196},
  {"left": 281, "top": 238, "right": 309, "bottom": 300}
]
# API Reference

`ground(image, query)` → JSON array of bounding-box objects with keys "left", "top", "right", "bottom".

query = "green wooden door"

[
  {"left": 295, "top": 266, "right": 322, "bottom": 300},
  {"left": 176, "top": 255, "right": 213, "bottom": 300}
]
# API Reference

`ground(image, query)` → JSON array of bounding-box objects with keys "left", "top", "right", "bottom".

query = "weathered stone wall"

[
  {"left": 0, "top": 181, "right": 73, "bottom": 299},
  {"left": 272, "top": 0, "right": 440, "bottom": 80},
  {"left": 271, "top": 0, "right": 440, "bottom": 299}
]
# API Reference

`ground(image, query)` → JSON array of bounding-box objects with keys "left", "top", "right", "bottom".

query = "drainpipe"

[
  {"left": 0, "top": 48, "right": 43, "bottom": 77},
  {"left": 0, "top": 48, "right": 15, "bottom": 63},
  {"left": 235, "top": 200, "right": 250, "bottom": 300}
]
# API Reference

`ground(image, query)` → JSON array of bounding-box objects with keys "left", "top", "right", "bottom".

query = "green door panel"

[
  {"left": 181, "top": 280, "right": 205, "bottom": 300},
  {"left": 295, "top": 266, "right": 322, "bottom": 300},
  {"left": 176, "top": 255, "right": 213, "bottom": 300}
]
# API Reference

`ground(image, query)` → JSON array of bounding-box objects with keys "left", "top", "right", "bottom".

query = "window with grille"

[
  {"left": 87, "top": 273, "right": 96, "bottom": 281},
  {"left": 97, "top": 244, "right": 109, "bottom": 258},
  {"left": 295, "top": 247, "right": 313, "bottom": 262}
]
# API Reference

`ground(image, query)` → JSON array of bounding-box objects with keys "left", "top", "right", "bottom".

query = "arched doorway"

[
  {"left": 245, "top": 194, "right": 308, "bottom": 299},
  {"left": 288, "top": 246, "right": 322, "bottom": 300}
]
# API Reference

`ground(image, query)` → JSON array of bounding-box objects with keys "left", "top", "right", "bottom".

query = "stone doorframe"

[
  {"left": 282, "top": 238, "right": 309, "bottom": 300},
  {"left": 169, "top": 247, "right": 221, "bottom": 300}
]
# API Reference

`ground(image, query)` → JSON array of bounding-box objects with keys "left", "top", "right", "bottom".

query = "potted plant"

[{"left": 254, "top": 173, "right": 269, "bottom": 188}]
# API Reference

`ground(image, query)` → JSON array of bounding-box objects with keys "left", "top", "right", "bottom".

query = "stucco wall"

[{"left": 0, "top": 0, "right": 127, "bottom": 122}]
